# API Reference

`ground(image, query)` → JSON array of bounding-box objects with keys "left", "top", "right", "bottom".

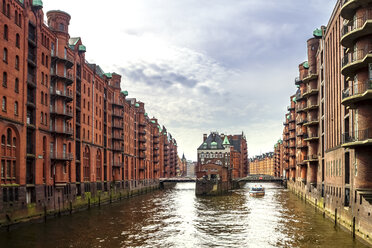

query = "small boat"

[{"left": 249, "top": 186, "right": 265, "bottom": 196}]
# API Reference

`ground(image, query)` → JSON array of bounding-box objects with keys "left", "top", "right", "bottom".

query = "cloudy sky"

[{"left": 44, "top": 0, "right": 336, "bottom": 161}]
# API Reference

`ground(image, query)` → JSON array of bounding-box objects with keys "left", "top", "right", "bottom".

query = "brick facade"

[{"left": 0, "top": 0, "right": 178, "bottom": 218}]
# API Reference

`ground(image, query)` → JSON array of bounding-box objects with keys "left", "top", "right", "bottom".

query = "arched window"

[
  {"left": 18, "top": 14, "right": 21, "bottom": 27},
  {"left": 1, "top": 135, "right": 4, "bottom": 145},
  {"left": 44, "top": 113, "right": 47, "bottom": 125},
  {"left": 43, "top": 136, "right": 46, "bottom": 182},
  {"left": 6, "top": 3, "right": 9, "bottom": 17},
  {"left": 41, "top": 53, "right": 44, "bottom": 65},
  {"left": 41, "top": 72, "right": 44, "bottom": 84},
  {"left": 3, "top": 48, "right": 8, "bottom": 62},
  {"left": 15, "top": 55, "right": 19, "bottom": 70},
  {"left": 15, "top": 78, "right": 19, "bottom": 92},
  {"left": 2, "top": 96, "right": 6, "bottom": 111},
  {"left": 2, "top": 0, "right": 5, "bottom": 14},
  {"left": 41, "top": 91, "right": 44, "bottom": 104},
  {"left": 14, "top": 101, "right": 18, "bottom": 115},
  {"left": 3, "top": 24, "right": 8, "bottom": 40},
  {"left": 2, "top": 72, "right": 7, "bottom": 87},
  {"left": 45, "top": 74, "right": 48, "bottom": 87},
  {"left": 44, "top": 93, "right": 47, "bottom": 105},
  {"left": 41, "top": 111, "right": 44, "bottom": 124},
  {"left": 16, "top": 34, "right": 20, "bottom": 48},
  {"left": 45, "top": 56, "right": 48, "bottom": 68}
]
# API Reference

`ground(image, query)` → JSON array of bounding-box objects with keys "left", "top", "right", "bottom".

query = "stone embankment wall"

[
  {"left": 0, "top": 181, "right": 160, "bottom": 230},
  {"left": 287, "top": 182, "right": 372, "bottom": 247},
  {"left": 196, "top": 179, "right": 239, "bottom": 196}
]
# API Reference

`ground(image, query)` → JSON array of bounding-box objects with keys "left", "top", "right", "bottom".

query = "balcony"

[
  {"left": 283, "top": 121, "right": 289, "bottom": 126},
  {"left": 27, "top": 52, "right": 36, "bottom": 67},
  {"left": 139, "top": 122, "right": 146, "bottom": 127},
  {"left": 304, "top": 133, "right": 319, "bottom": 142},
  {"left": 50, "top": 88, "right": 73, "bottom": 101},
  {"left": 154, "top": 139, "right": 159, "bottom": 144},
  {"left": 289, "top": 133, "right": 296, "bottom": 140},
  {"left": 112, "top": 162, "right": 123, "bottom": 168},
  {"left": 304, "top": 101, "right": 319, "bottom": 111},
  {"left": 50, "top": 106, "right": 73, "bottom": 119},
  {"left": 112, "top": 111, "right": 123, "bottom": 118},
  {"left": 27, "top": 74, "right": 37, "bottom": 88},
  {"left": 342, "top": 128, "right": 372, "bottom": 147},
  {"left": 51, "top": 53, "right": 74, "bottom": 69},
  {"left": 341, "top": 0, "right": 372, "bottom": 20},
  {"left": 111, "top": 133, "right": 124, "bottom": 141},
  {"left": 295, "top": 76, "right": 302, "bottom": 85},
  {"left": 296, "top": 118, "right": 307, "bottom": 125},
  {"left": 139, "top": 138, "right": 147, "bottom": 143},
  {"left": 341, "top": 81, "right": 372, "bottom": 108},
  {"left": 139, "top": 154, "right": 146, "bottom": 160},
  {"left": 289, "top": 124, "right": 296, "bottom": 131},
  {"left": 341, "top": 46, "right": 372, "bottom": 77},
  {"left": 304, "top": 155, "right": 319, "bottom": 162},
  {"left": 289, "top": 117, "right": 296, "bottom": 123},
  {"left": 302, "top": 87, "right": 319, "bottom": 97},
  {"left": 302, "top": 72, "right": 318, "bottom": 84},
  {"left": 139, "top": 130, "right": 146, "bottom": 135},
  {"left": 341, "top": 13, "right": 372, "bottom": 48},
  {"left": 139, "top": 145, "right": 146, "bottom": 151},
  {"left": 111, "top": 100, "right": 124, "bottom": 108},
  {"left": 303, "top": 117, "right": 319, "bottom": 126},
  {"left": 287, "top": 105, "right": 295, "bottom": 111},
  {"left": 112, "top": 122, "right": 124, "bottom": 130},
  {"left": 27, "top": 93, "right": 36, "bottom": 108},
  {"left": 112, "top": 145, "right": 123, "bottom": 152},
  {"left": 50, "top": 152, "right": 73, "bottom": 161},
  {"left": 50, "top": 126, "right": 73, "bottom": 137},
  {"left": 51, "top": 72, "right": 74, "bottom": 85}
]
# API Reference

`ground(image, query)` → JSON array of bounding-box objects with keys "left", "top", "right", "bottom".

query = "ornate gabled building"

[{"left": 196, "top": 132, "right": 248, "bottom": 181}]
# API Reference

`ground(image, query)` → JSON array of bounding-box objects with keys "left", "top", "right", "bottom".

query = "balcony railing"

[
  {"left": 305, "top": 155, "right": 318, "bottom": 161},
  {"left": 342, "top": 81, "right": 372, "bottom": 100},
  {"left": 50, "top": 106, "right": 73, "bottom": 118},
  {"left": 295, "top": 76, "right": 302, "bottom": 85},
  {"left": 342, "top": 46, "right": 372, "bottom": 68},
  {"left": 50, "top": 152, "right": 73, "bottom": 160},
  {"left": 50, "top": 88, "right": 73, "bottom": 100},
  {"left": 50, "top": 126, "right": 73, "bottom": 136},
  {"left": 51, "top": 72, "right": 74, "bottom": 84},
  {"left": 341, "top": 12, "right": 372, "bottom": 37},
  {"left": 51, "top": 53, "right": 74, "bottom": 68},
  {"left": 342, "top": 128, "right": 372, "bottom": 145},
  {"left": 112, "top": 122, "right": 124, "bottom": 129}
]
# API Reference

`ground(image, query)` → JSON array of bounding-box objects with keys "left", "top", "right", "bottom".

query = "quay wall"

[
  {"left": 0, "top": 180, "right": 160, "bottom": 230},
  {"left": 287, "top": 181, "right": 372, "bottom": 247}
]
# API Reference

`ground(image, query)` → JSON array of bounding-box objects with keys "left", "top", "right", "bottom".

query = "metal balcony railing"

[
  {"left": 341, "top": 12, "right": 372, "bottom": 37},
  {"left": 342, "top": 46, "right": 372, "bottom": 68},
  {"left": 50, "top": 152, "right": 73, "bottom": 160},
  {"left": 342, "top": 128, "right": 372, "bottom": 144},
  {"left": 342, "top": 81, "right": 372, "bottom": 99}
]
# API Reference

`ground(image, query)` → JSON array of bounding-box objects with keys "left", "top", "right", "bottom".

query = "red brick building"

[
  {"left": 276, "top": 0, "right": 372, "bottom": 244},
  {"left": 196, "top": 132, "right": 248, "bottom": 180},
  {"left": 0, "top": 0, "right": 178, "bottom": 217}
]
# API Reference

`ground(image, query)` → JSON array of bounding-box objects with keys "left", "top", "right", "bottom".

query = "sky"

[{"left": 44, "top": 0, "right": 337, "bottom": 161}]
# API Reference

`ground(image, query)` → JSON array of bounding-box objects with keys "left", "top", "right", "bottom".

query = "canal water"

[{"left": 0, "top": 183, "right": 368, "bottom": 248}]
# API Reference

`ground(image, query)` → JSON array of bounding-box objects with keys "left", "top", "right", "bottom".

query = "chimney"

[
  {"left": 221, "top": 133, "right": 225, "bottom": 140},
  {"left": 203, "top": 134, "right": 207, "bottom": 142}
]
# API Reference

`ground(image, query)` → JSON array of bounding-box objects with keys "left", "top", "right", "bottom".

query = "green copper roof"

[
  {"left": 135, "top": 103, "right": 139, "bottom": 108},
  {"left": 32, "top": 0, "right": 43, "bottom": 7},
  {"left": 287, "top": 115, "right": 290, "bottom": 120},
  {"left": 151, "top": 120, "right": 155, "bottom": 123},
  {"left": 144, "top": 113, "right": 148, "bottom": 117},
  {"left": 303, "top": 61, "right": 309, "bottom": 69},
  {"left": 104, "top": 73, "right": 112, "bottom": 78},
  {"left": 313, "top": 28, "right": 322, "bottom": 38},
  {"left": 121, "top": 90, "right": 128, "bottom": 96},
  {"left": 78, "top": 45, "right": 86, "bottom": 52},
  {"left": 223, "top": 136, "right": 230, "bottom": 145},
  {"left": 293, "top": 97, "right": 296, "bottom": 102},
  {"left": 211, "top": 141, "right": 217, "bottom": 145}
]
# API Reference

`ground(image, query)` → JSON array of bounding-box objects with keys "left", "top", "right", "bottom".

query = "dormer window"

[{"left": 59, "top": 23, "right": 65, "bottom": 32}]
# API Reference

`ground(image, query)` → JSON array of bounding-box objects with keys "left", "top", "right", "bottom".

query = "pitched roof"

[{"left": 197, "top": 132, "right": 224, "bottom": 150}]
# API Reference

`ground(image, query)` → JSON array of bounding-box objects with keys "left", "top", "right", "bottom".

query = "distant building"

[
  {"left": 186, "top": 160, "right": 195, "bottom": 177},
  {"left": 195, "top": 132, "right": 248, "bottom": 181},
  {"left": 249, "top": 152, "right": 275, "bottom": 176}
]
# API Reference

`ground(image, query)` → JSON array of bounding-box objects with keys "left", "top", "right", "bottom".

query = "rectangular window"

[
  {"left": 12, "top": 161, "right": 15, "bottom": 178},
  {"left": 1, "top": 160, "right": 4, "bottom": 178},
  {"left": 6, "top": 160, "right": 11, "bottom": 178}
]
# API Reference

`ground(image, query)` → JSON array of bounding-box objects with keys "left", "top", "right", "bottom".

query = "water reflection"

[{"left": 0, "top": 183, "right": 368, "bottom": 248}]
